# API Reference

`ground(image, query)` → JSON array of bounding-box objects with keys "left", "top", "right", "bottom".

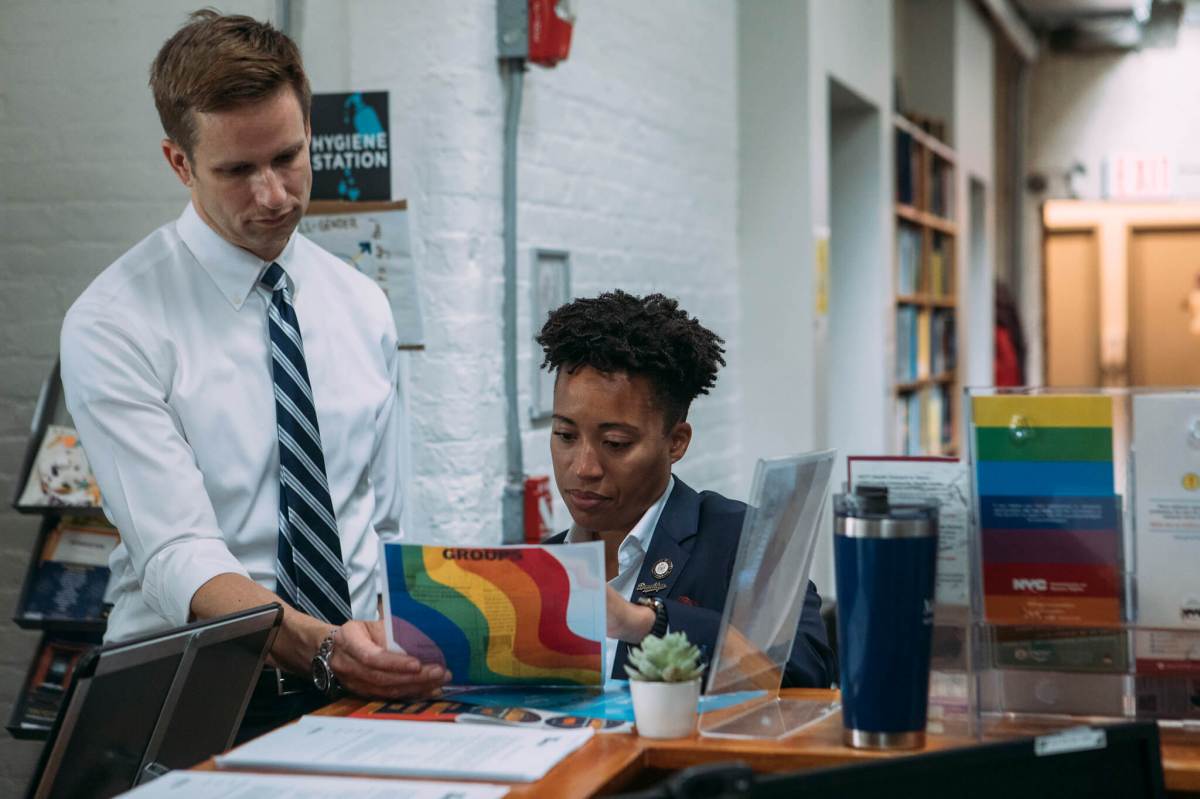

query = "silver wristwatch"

[{"left": 311, "top": 628, "right": 343, "bottom": 699}]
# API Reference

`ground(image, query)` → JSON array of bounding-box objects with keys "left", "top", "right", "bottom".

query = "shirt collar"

[
  {"left": 566, "top": 476, "right": 676, "bottom": 552},
  {"left": 176, "top": 201, "right": 301, "bottom": 310}
]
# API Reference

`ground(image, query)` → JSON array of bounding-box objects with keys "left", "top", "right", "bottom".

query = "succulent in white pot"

[{"left": 625, "top": 631, "right": 705, "bottom": 739}]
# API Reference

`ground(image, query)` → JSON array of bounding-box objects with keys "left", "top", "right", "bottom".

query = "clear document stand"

[
  {"left": 699, "top": 450, "right": 839, "bottom": 739},
  {"left": 965, "top": 387, "right": 1200, "bottom": 733}
]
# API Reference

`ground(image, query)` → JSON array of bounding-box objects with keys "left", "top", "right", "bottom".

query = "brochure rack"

[
  {"left": 965, "top": 387, "right": 1200, "bottom": 728},
  {"left": 7, "top": 360, "right": 108, "bottom": 740}
]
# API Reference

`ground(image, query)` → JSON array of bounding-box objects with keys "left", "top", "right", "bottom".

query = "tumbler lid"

[
  {"left": 854, "top": 484, "right": 890, "bottom": 514},
  {"left": 834, "top": 486, "right": 938, "bottom": 539}
]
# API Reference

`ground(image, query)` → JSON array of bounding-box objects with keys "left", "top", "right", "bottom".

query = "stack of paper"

[
  {"left": 215, "top": 716, "right": 593, "bottom": 783},
  {"left": 119, "top": 772, "right": 508, "bottom": 798}
]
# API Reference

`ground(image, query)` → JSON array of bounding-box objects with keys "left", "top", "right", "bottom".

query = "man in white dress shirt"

[{"left": 59, "top": 10, "right": 446, "bottom": 731}]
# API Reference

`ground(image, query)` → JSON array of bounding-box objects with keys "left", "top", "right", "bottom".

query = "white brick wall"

[
  {"left": 512, "top": 0, "right": 742, "bottom": 520},
  {"left": 0, "top": 0, "right": 740, "bottom": 789},
  {"left": 2, "top": 2, "right": 277, "bottom": 788},
  {"left": 303, "top": 1, "right": 741, "bottom": 540}
]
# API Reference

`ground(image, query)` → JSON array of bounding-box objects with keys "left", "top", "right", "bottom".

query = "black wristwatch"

[
  {"left": 311, "top": 628, "right": 343, "bottom": 699},
  {"left": 636, "top": 597, "right": 669, "bottom": 638}
]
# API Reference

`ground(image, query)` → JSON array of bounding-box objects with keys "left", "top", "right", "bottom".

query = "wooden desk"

[{"left": 299, "top": 689, "right": 1200, "bottom": 797}]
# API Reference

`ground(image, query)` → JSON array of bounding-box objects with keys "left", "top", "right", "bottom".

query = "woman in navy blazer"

[{"left": 536, "top": 291, "right": 836, "bottom": 688}]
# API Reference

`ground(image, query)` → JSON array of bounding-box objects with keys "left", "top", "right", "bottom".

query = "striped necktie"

[{"left": 261, "top": 262, "right": 352, "bottom": 625}]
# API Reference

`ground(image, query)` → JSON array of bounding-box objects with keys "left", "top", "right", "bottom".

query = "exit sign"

[{"left": 1103, "top": 152, "right": 1172, "bottom": 200}]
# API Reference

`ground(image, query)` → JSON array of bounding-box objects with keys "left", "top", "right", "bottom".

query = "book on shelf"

[
  {"left": 931, "top": 309, "right": 957, "bottom": 376},
  {"left": 896, "top": 223, "right": 922, "bottom": 295},
  {"left": 924, "top": 388, "right": 940, "bottom": 454},
  {"left": 896, "top": 306, "right": 917, "bottom": 382},
  {"left": 916, "top": 308, "right": 932, "bottom": 380},
  {"left": 896, "top": 128, "right": 916, "bottom": 205},
  {"left": 895, "top": 384, "right": 954, "bottom": 456},
  {"left": 931, "top": 233, "right": 952, "bottom": 296},
  {"left": 940, "top": 386, "right": 954, "bottom": 451},
  {"left": 929, "top": 247, "right": 945, "bottom": 298},
  {"left": 930, "top": 156, "right": 953, "bottom": 218}
]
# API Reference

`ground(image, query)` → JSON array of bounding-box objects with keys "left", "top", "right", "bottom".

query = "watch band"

[
  {"left": 312, "top": 627, "right": 343, "bottom": 699},
  {"left": 637, "top": 597, "right": 669, "bottom": 638},
  {"left": 317, "top": 627, "right": 338, "bottom": 660}
]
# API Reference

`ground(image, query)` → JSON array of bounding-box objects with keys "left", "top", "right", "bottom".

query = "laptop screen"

[
  {"left": 148, "top": 615, "right": 279, "bottom": 771},
  {"left": 29, "top": 605, "right": 281, "bottom": 799},
  {"left": 31, "top": 629, "right": 193, "bottom": 799}
]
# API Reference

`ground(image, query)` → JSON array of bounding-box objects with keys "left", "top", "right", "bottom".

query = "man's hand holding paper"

[{"left": 333, "top": 619, "right": 450, "bottom": 699}]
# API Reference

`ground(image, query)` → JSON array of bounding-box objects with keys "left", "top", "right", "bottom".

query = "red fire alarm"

[
  {"left": 528, "top": 0, "right": 574, "bottom": 67},
  {"left": 524, "top": 475, "right": 556, "bottom": 543}
]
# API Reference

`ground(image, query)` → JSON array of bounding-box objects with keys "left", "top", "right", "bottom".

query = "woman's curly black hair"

[{"left": 536, "top": 290, "right": 726, "bottom": 428}]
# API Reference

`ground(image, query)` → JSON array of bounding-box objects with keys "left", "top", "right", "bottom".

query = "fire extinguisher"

[
  {"left": 528, "top": 0, "right": 575, "bottom": 67},
  {"left": 524, "top": 475, "right": 555, "bottom": 543}
]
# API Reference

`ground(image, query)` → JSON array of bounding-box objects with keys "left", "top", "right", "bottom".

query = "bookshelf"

[{"left": 893, "top": 113, "right": 959, "bottom": 456}]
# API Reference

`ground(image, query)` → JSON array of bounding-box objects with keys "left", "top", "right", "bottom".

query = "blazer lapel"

[{"left": 612, "top": 477, "right": 702, "bottom": 678}]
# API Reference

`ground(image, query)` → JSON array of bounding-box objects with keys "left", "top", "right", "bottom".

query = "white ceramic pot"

[{"left": 629, "top": 678, "right": 701, "bottom": 739}]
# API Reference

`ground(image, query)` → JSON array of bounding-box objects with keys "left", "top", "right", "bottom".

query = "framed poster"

[
  {"left": 301, "top": 200, "right": 423, "bottom": 349},
  {"left": 310, "top": 91, "right": 391, "bottom": 202},
  {"left": 530, "top": 249, "right": 571, "bottom": 421}
]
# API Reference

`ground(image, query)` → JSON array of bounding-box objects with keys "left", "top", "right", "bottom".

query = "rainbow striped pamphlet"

[{"left": 381, "top": 542, "right": 606, "bottom": 686}]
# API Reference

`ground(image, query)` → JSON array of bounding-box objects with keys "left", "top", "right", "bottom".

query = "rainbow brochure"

[
  {"left": 972, "top": 395, "right": 1123, "bottom": 627},
  {"left": 380, "top": 541, "right": 606, "bottom": 686}
]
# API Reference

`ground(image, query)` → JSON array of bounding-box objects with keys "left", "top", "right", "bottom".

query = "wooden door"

[
  {"left": 1044, "top": 230, "right": 1102, "bottom": 386},
  {"left": 1128, "top": 228, "right": 1200, "bottom": 386}
]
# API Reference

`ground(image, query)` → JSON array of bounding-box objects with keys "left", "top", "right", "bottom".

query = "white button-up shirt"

[
  {"left": 60, "top": 203, "right": 403, "bottom": 643},
  {"left": 567, "top": 476, "right": 675, "bottom": 680}
]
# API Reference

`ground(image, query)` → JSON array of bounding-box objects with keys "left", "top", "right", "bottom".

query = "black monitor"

[
  {"left": 616, "top": 721, "right": 1166, "bottom": 799},
  {"left": 27, "top": 604, "right": 282, "bottom": 799}
]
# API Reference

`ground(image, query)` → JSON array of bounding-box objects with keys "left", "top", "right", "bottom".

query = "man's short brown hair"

[{"left": 150, "top": 9, "right": 312, "bottom": 159}]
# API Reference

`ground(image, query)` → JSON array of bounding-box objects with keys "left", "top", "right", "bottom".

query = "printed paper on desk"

[
  {"left": 381, "top": 541, "right": 606, "bottom": 686},
  {"left": 117, "top": 771, "right": 509, "bottom": 799},
  {"left": 216, "top": 715, "right": 593, "bottom": 782}
]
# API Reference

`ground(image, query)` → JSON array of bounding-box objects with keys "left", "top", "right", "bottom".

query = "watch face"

[{"left": 312, "top": 658, "right": 330, "bottom": 693}]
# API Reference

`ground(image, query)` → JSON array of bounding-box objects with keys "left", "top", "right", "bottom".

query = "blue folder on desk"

[{"left": 444, "top": 682, "right": 766, "bottom": 723}]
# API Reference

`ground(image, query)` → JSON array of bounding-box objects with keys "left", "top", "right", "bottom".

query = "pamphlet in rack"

[{"left": 965, "top": 388, "right": 1200, "bottom": 726}]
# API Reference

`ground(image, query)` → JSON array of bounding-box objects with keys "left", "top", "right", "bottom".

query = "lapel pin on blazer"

[
  {"left": 651, "top": 558, "right": 673, "bottom": 580},
  {"left": 637, "top": 581, "right": 668, "bottom": 594}
]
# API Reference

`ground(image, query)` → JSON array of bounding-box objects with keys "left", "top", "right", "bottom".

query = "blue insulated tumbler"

[{"left": 834, "top": 484, "right": 938, "bottom": 749}]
